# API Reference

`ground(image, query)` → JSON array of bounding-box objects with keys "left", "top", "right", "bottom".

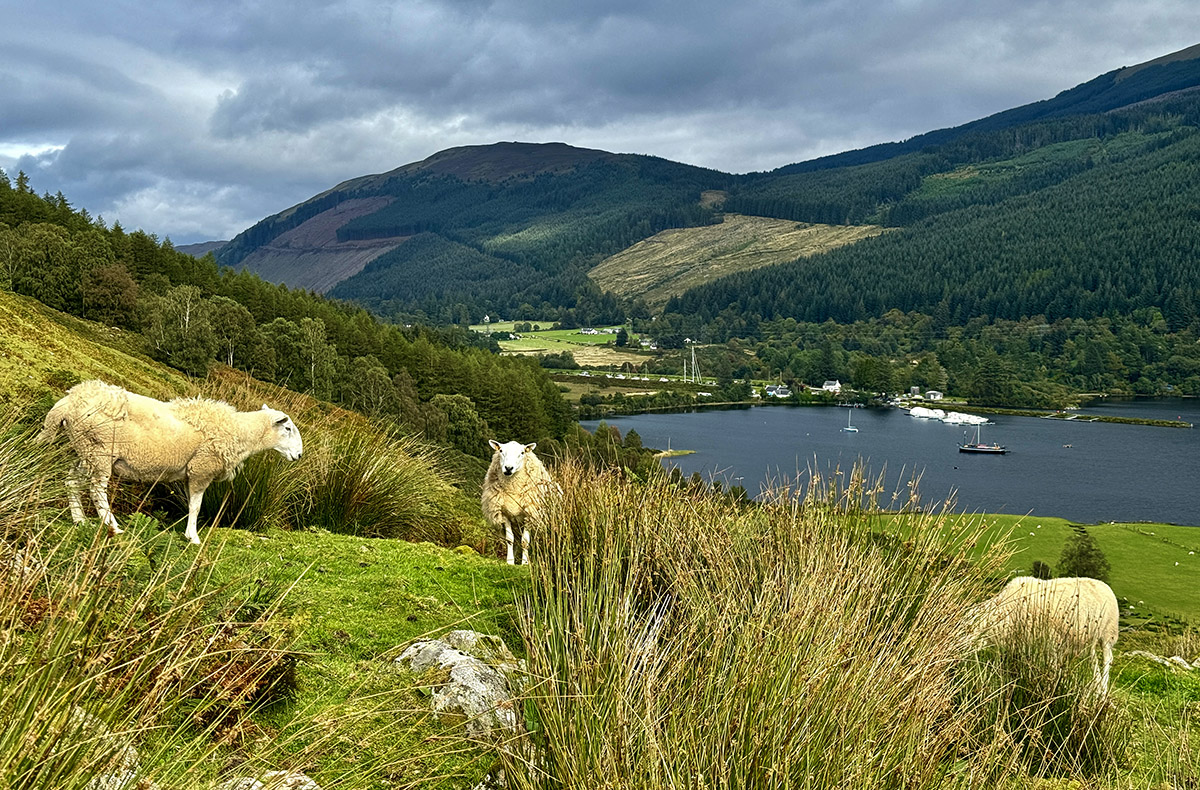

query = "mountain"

[
  {"left": 220, "top": 44, "right": 1200, "bottom": 328},
  {"left": 770, "top": 42, "right": 1200, "bottom": 175},
  {"left": 217, "top": 142, "right": 729, "bottom": 323}
]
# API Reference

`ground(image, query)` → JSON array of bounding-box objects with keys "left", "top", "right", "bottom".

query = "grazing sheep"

[
  {"left": 481, "top": 440, "right": 555, "bottom": 565},
  {"left": 37, "top": 380, "right": 303, "bottom": 544},
  {"left": 972, "top": 575, "right": 1119, "bottom": 694}
]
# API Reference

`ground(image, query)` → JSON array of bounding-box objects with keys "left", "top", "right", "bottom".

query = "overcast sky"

[{"left": 2, "top": 1, "right": 1198, "bottom": 244}]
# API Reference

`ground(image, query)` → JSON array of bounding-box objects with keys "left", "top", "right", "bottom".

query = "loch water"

[{"left": 583, "top": 398, "right": 1200, "bottom": 525}]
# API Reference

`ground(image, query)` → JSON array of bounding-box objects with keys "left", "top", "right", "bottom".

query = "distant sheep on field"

[
  {"left": 972, "top": 575, "right": 1119, "bottom": 695},
  {"left": 37, "top": 380, "right": 303, "bottom": 544},
  {"left": 481, "top": 440, "right": 556, "bottom": 565}
]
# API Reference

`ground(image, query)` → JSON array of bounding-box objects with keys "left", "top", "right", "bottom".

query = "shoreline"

[{"left": 587, "top": 398, "right": 1195, "bottom": 428}]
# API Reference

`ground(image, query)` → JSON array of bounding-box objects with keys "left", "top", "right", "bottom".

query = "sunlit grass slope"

[
  {"left": 589, "top": 213, "right": 887, "bottom": 310},
  {"left": 0, "top": 289, "right": 190, "bottom": 408}
]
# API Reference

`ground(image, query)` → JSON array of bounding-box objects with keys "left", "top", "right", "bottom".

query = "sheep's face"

[
  {"left": 264, "top": 406, "right": 304, "bottom": 461},
  {"left": 490, "top": 439, "right": 536, "bottom": 477}
]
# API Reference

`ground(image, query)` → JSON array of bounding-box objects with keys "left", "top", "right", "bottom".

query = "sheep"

[
  {"left": 481, "top": 440, "right": 555, "bottom": 565},
  {"left": 37, "top": 380, "right": 303, "bottom": 544},
  {"left": 972, "top": 575, "right": 1119, "bottom": 695}
]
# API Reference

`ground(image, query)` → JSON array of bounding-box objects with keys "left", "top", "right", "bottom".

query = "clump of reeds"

[
  {"left": 956, "top": 609, "right": 1130, "bottom": 780},
  {"left": 497, "top": 460, "right": 1135, "bottom": 788},
  {"left": 294, "top": 421, "right": 462, "bottom": 542},
  {"left": 498, "top": 461, "right": 988, "bottom": 787},
  {"left": 195, "top": 377, "right": 465, "bottom": 543}
]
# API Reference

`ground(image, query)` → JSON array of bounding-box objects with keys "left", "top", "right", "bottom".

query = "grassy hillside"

[
  {"left": 4, "top": 298, "right": 1200, "bottom": 786},
  {"left": 589, "top": 214, "right": 887, "bottom": 310},
  {"left": 0, "top": 289, "right": 192, "bottom": 408}
]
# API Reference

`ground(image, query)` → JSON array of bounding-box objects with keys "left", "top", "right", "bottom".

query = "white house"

[
  {"left": 925, "top": 390, "right": 944, "bottom": 401},
  {"left": 822, "top": 380, "right": 842, "bottom": 394}
]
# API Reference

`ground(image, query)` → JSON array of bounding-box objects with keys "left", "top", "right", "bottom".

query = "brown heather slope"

[
  {"left": 237, "top": 196, "right": 407, "bottom": 293},
  {"left": 589, "top": 214, "right": 887, "bottom": 311}
]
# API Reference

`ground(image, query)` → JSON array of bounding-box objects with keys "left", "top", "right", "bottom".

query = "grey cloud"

[{"left": 3, "top": 0, "right": 1199, "bottom": 243}]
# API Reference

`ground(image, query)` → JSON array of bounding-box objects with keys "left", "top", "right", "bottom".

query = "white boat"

[
  {"left": 841, "top": 409, "right": 859, "bottom": 432},
  {"left": 943, "top": 411, "right": 989, "bottom": 425},
  {"left": 910, "top": 406, "right": 946, "bottom": 420}
]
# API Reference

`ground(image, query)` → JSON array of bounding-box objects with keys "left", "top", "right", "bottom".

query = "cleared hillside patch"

[{"left": 589, "top": 214, "right": 886, "bottom": 311}]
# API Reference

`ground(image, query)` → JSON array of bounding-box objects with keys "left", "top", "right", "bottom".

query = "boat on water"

[
  {"left": 841, "top": 409, "right": 859, "bottom": 433},
  {"left": 959, "top": 423, "right": 1006, "bottom": 454}
]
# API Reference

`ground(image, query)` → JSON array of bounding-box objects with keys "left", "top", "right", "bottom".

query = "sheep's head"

[
  {"left": 489, "top": 439, "right": 536, "bottom": 477},
  {"left": 263, "top": 405, "right": 303, "bottom": 461}
]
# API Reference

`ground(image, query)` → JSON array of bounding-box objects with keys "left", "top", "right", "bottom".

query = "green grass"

[
  {"left": 8, "top": 289, "right": 1200, "bottom": 788},
  {"left": 0, "top": 289, "right": 191, "bottom": 411}
]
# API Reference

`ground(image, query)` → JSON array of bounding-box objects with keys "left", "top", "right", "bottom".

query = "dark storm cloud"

[{"left": 1, "top": 0, "right": 1198, "bottom": 242}]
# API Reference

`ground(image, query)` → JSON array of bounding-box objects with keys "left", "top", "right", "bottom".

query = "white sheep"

[
  {"left": 37, "top": 380, "right": 303, "bottom": 544},
  {"left": 972, "top": 575, "right": 1119, "bottom": 695},
  {"left": 481, "top": 440, "right": 555, "bottom": 565}
]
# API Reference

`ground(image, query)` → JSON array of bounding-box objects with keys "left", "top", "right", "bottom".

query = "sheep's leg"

[
  {"left": 183, "top": 481, "right": 205, "bottom": 545},
  {"left": 89, "top": 476, "right": 122, "bottom": 536},
  {"left": 505, "top": 522, "right": 515, "bottom": 565},
  {"left": 1100, "top": 642, "right": 1113, "bottom": 695},
  {"left": 521, "top": 528, "right": 531, "bottom": 566},
  {"left": 65, "top": 463, "right": 88, "bottom": 523}
]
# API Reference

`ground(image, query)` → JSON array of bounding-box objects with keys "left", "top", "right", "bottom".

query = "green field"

[
  {"left": 957, "top": 514, "right": 1200, "bottom": 620},
  {"left": 472, "top": 321, "right": 654, "bottom": 367}
]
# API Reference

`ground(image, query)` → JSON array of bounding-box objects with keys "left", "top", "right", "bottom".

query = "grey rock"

[
  {"left": 68, "top": 707, "right": 141, "bottom": 775},
  {"left": 1126, "top": 649, "right": 1196, "bottom": 670},
  {"left": 443, "top": 630, "right": 523, "bottom": 675},
  {"left": 396, "top": 631, "right": 524, "bottom": 739}
]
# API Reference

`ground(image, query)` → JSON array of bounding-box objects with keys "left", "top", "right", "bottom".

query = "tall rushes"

[
  {"left": 197, "top": 376, "right": 462, "bottom": 542},
  {"left": 955, "top": 610, "right": 1130, "bottom": 780},
  {"left": 507, "top": 461, "right": 1001, "bottom": 789},
  {"left": 295, "top": 423, "right": 461, "bottom": 542},
  {"left": 0, "top": 470, "right": 298, "bottom": 788},
  {"left": 0, "top": 407, "right": 60, "bottom": 539}
]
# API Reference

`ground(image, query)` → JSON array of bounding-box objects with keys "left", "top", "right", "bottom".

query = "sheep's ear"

[
  {"left": 525, "top": 442, "right": 537, "bottom": 452},
  {"left": 488, "top": 439, "right": 501, "bottom": 451},
  {"left": 262, "top": 404, "right": 270, "bottom": 410}
]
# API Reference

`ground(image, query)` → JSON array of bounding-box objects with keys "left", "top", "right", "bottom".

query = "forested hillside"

[
  {"left": 652, "top": 91, "right": 1200, "bottom": 404},
  {"left": 675, "top": 99, "right": 1200, "bottom": 324},
  {"left": 0, "top": 170, "right": 571, "bottom": 454}
]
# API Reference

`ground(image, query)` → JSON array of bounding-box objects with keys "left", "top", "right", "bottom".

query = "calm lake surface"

[{"left": 583, "top": 398, "right": 1200, "bottom": 525}]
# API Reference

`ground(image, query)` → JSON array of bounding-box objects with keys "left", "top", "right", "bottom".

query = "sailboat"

[
  {"left": 959, "top": 423, "right": 1005, "bottom": 454},
  {"left": 841, "top": 409, "right": 859, "bottom": 433}
]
